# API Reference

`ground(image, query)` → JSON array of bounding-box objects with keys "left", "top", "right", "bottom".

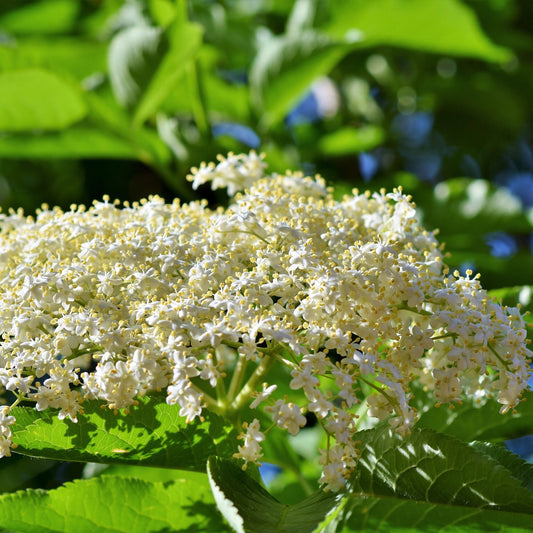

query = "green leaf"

[
  {"left": 134, "top": 19, "right": 203, "bottom": 126},
  {"left": 0, "top": 127, "right": 138, "bottom": 159},
  {"left": 340, "top": 497, "right": 533, "bottom": 532},
  {"left": 332, "top": 426, "right": 533, "bottom": 531},
  {"left": 351, "top": 426, "right": 533, "bottom": 512},
  {"left": 12, "top": 395, "right": 239, "bottom": 471},
  {"left": 469, "top": 442, "right": 533, "bottom": 493},
  {"left": 325, "top": 0, "right": 512, "bottom": 62},
  {"left": 108, "top": 25, "right": 166, "bottom": 109},
  {"left": 0, "top": 0, "right": 80, "bottom": 36},
  {"left": 0, "top": 38, "right": 107, "bottom": 81},
  {"left": 250, "top": 30, "right": 350, "bottom": 129},
  {"left": 0, "top": 473, "right": 228, "bottom": 533},
  {"left": 0, "top": 69, "right": 87, "bottom": 132},
  {"left": 207, "top": 456, "right": 339, "bottom": 533},
  {"left": 318, "top": 126, "right": 385, "bottom": 156},
  {"left": 416, "top": 389, "right": 533, "bottom": 443}
]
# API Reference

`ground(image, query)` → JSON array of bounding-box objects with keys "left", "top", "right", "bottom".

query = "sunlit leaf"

[
  {"left": 0, "top": 473, "right": 228, "bottom": 533},
  {"left": 0, "top": 69, "right": 87, "bottom": 132},
  {"left": 0, "top": 0, "right": 80, "bottom": 36},
  {"left": 325, "top": 0, "right": 512, "bottom": 62},
  {"left": 12, "top": 395, "right": 239, "bottom": 471}
]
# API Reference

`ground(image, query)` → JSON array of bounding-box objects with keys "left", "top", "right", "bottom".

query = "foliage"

[{"left": 0, "top": 1, "right": 532, "bottom": 532}]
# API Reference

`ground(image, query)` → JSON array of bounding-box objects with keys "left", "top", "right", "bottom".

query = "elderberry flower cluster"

[{"left": 0, "top": 152, "right": 530, "bottom": 491}]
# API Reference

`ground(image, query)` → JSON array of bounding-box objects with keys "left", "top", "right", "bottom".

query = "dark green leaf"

[
  {"left": 469, "top": 442, "right": 533, "bottom": 493},
  {"left": 350, "top": 426, "right": 533, "bottom": 513},
  {"left": 0, "top": 69, "right": 87, "bottom": 132},
  {"left": 207, "top": 456, "right": 339, "bottom": 533},
  {"left": 12, "top": 395, "right": 239, "bottom": 471}
]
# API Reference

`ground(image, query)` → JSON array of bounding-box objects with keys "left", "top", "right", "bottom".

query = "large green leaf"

[
  {"left": 207, "top": 456, "right": 339, "bottom": 533},
  {"left": 249, "top": 30, "right": 350, "bottom": 129},
  {"left": 331, "top": 426, "right": 533, "bottom": 531},
  {"left": 0, "top": 69, "right": 87, "bottom": 132},
  {"left": 324, "top": 0, "right": 512, "bottom": 62},
  {"left": 352, "top": 426, "right": 533, "bottom": 510},
  {"left": 12, "top": 395, "right": 239, "bottom": 471},
  {"left": 0, "top": 472, "right": 228, "bottom": 533}
]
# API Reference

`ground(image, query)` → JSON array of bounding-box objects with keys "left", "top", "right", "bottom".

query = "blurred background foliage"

[
  {"left": 0, "top": 0, "right": 533, "bottom": 500},
  {"left": 1, "top": 0, "right": 533, "bottom": 290}
]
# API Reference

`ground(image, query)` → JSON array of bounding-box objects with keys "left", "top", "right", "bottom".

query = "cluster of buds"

[{"left": 0, "top": 152, "right": 529, "bottom": 490}]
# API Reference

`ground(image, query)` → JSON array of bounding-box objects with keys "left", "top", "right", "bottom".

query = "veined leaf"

[
  {"left": 207, "top": 456, "right": 339, "bottom": 533},
  {"left": 331, "top": 426, "right": 533, "bottom": 531},
  {"left": 0, "top": 69, "right": 87, "bottom": 132},
  {"left": 11, "top": 395, "right": 239, "bottom": 471},
  {"left": 250, "top": 30, "right": 350, "bottom": 129},
  {"left": 324, "top": 0, "right": 512, "bottom": 62},
  {"left": 0, "top": 472, "right": 228, "bottom": 533},
  {"left": 350, "top": 426, "right": 533, "bottom": 512}
]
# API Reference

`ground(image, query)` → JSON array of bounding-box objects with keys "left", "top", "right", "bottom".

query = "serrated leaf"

[
  {"left": 207, "top": 456, "right": 339, "bottom": 533},
  {"left": 325, "top": 0, "right": 512, "bottom": 62},
  {"left": 250, "top": 30, "right": 350, "bottom": 129},
  {"left": 0, "top": 473, "right": 228, "bottom": 533},
  {"left": 0, "top": 69, "right": 87, "bottom": 132},
  {"left": 351, "top": 426, "right": 533, "bottom": 513},
  {"left": 11, "top": 395, "right": 239, "bottom": 471},
  {"left": 108, "top": 25, "right": 166, "bottom": 108},
  {"left": 469, "top": 442, "right": 533, "bottom": 493}
]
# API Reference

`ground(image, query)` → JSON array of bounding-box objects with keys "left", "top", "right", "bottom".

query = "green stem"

[
  {"left": 230, "top": 354, "right": 276, "bottom": 415},
  {"left": 227, "top": 353, "right": 248, "bottom": 404}
]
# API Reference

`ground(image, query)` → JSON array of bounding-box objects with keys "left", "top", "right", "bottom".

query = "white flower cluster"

[{"left": 0, "top": 152, "right": 530, "bottom": 491}]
